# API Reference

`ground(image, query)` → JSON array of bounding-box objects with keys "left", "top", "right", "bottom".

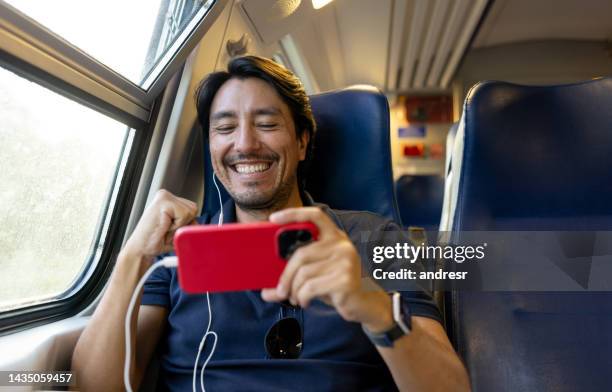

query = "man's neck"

[{"left": 235, "top": 186, "right": 303, "bottom": 223}]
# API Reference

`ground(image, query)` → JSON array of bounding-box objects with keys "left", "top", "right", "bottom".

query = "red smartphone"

[{"left": 174, "top": 222, "right": 319, "bottom": 293}]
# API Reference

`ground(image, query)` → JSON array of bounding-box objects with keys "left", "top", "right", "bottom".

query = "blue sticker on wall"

[{"left": 398, "top": 125, "right": 426, "bottom": 138}]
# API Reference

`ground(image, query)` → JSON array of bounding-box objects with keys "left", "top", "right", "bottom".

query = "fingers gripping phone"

[{"left": 174, "top": 222, "right": 319, "bottom": 293}]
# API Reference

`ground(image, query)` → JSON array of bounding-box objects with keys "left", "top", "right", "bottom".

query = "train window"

[
  {"left": 0, "top": 65, "right": 130, "bottom": 312},
  {"left": 0, "top": 0, "right": 224, "bottom": 328},
  {"left": 5, "top": 0, "right": 215, "bottom": 87}
]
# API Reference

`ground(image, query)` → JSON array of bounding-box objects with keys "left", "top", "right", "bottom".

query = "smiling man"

[
  {"left": 72, "top": 56, "right": 470, "bottom": 391},
  {"left": 205, "top": 76, "right": 308, "bottom": 218}
]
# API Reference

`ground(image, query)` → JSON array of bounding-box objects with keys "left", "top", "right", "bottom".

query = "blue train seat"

[
  {"left": 395, "top": 175, "right": 445, "bottom": 232},
  {"left": 441, "top": 78, "right": 612, "bottom": 391}
]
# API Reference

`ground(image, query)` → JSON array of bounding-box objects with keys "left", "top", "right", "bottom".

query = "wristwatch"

[{"left": 362, "top": 291, "right": 412, "bottom": 347}]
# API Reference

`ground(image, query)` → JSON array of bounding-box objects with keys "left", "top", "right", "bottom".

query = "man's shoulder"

[{"left": 323, "top": 206, "right": 399, "bottom": 234}]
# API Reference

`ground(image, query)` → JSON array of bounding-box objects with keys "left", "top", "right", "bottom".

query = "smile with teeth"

[{"left": 233, "top": 162, "right": 272, "bottom": 174}]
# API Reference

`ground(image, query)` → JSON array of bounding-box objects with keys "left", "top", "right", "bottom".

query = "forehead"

[{"left": 210, "top": 77, "right": 291, "bottom": 117}]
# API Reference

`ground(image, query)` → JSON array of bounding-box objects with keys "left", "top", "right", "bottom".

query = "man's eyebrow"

[
  {"left": 211, "top": 110, "right": 236, "bottom": 121},
  {"left": 254, "top": 107, "right": 281, "bottom": 116}
]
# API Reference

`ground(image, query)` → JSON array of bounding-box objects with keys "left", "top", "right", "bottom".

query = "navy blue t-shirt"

[{"left": 142, "top": 197, "right": 442, "bottom": 391}]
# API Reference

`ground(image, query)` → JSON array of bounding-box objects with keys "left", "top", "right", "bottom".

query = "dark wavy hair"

[{"left": 195, "top": 55, "right": 316, "bottom": 188}]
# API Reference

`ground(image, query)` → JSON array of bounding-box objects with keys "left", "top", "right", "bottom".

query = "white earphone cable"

[
  {"left": 192, "top": 173, "right": 224, "bottom": 391},
  {"left": 193, "top": 292, "right": 218, "bottom": 392},
  {"left": 212, "top": 173, "right": 224, "bottom": 225},
  {"left": 124, "top": 256, "right": 177, "bottom": 392},
  {"left": 125, "top": 176, "right": 224, "bottom": 392}
]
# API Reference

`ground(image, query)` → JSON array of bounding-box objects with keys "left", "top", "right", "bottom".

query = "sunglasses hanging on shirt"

[{"left": 264, "top": 303, "right": 303, "bottom": 359}]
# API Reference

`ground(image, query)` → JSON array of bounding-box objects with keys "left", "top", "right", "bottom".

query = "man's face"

[{"left": 208, "top": 77, "right": 308, "bottom": 210}]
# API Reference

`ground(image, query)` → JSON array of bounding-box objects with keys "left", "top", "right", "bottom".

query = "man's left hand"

[{"left": 261, "top": 207, "right": 393, "bottom": 332}]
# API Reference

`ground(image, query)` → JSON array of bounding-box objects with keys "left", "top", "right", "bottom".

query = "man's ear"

[{"left": 298, "top": 130, "right": 310, "bottom": 161}]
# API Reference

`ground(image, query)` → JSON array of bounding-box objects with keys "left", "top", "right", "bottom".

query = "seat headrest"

[
  {"left": 305, "top": 85, "right": 400, "bottom": 221},
  {"left": 449, "top": 78, "right": 612, "bottom": 230},
  {"left": 202, "top": 85, "right": 400, "bottom": 223}
]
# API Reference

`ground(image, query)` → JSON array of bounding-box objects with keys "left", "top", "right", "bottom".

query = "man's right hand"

[{"left": 123, "top": 189, "right": 198, "bottom": 262}]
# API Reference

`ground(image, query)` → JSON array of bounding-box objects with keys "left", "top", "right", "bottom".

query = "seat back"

[
  {"left": 203, "top": 85, "right": 401, "bottom": 221},
  {"left": 441, "top": 78, "right": 612, "bottom": 391},
  {"left": 395, "top": 175, "right": 444, "bottom": 231}
]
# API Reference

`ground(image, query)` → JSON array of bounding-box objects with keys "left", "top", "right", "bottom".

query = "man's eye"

[
  {"left": 215, "top": 125, "right": 235, "bottom": 133},
  {"left": 257, "top": 123, "right": 277, "bottom": 129}
]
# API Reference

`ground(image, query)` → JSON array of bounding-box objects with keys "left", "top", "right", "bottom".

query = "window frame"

[
  {"left": 0, "top": 0, "right": 226, "bottom": 125},
  {"left": 0, "top": 0, "right": 228, "bottom": 333}
]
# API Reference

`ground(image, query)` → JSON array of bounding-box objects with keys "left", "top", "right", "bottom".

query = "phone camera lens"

[
  {"left": 297, "top": 230, "right": 312, "bottom": 242},
  {"left": 278, "top": 229, "right": 313, "bottom": 260}
]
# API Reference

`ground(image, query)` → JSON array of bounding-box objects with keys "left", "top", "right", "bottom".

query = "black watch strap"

[{"left": 362, "top": 292, "right": 412, "bottom": 347}]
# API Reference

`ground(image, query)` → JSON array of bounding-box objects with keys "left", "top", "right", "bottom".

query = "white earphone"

[
  {"left": 125, "top": 177, "right": 224, "bottom": 392},
  {"left": 192, "top": 173, "right": 224, "bottom": 391}
]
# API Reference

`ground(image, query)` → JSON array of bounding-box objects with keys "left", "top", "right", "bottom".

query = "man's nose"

[{"left": 234, "top": 123, "right": 260, "bottom": 152}]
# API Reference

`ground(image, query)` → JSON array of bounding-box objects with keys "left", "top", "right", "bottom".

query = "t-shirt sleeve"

[
  {"left": 400, "top": 290, "right": 442, "bottom": 324},
  {"left": 141, "top": 256, "right": 173, "bottom": 308}
]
